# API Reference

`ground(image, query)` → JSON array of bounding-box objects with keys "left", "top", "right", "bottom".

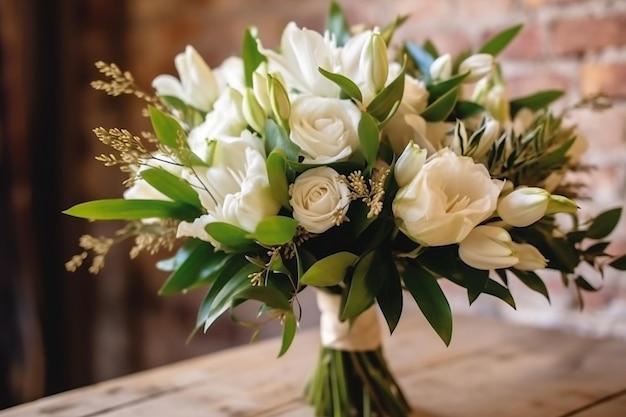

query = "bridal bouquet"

[{"left": 65, "top": 2, "right": 625, "bottom": 416}]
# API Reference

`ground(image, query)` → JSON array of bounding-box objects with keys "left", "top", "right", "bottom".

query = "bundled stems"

[{"left": 305, "top": 347, "right": 410, "bottom": 417}]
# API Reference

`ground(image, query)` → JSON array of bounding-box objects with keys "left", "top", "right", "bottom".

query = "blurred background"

[{"left": 1, "top": 0, "right": 625, "bottom": 410}]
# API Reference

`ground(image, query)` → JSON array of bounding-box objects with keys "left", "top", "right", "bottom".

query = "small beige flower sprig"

[
  {"left": 91, "top": 61, "right": 164, "bottom": 109},
  {"left": 339, "top": 167, "right": 390, "bottom": 218}
]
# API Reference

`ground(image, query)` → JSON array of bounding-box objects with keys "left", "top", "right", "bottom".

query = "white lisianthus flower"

[
  {"left": 459, "top": 53, "right": 494, "bottom": 83},
  {"left": 512, "top": 242, "right": 548, "bottom": 271},
  {"left": 393, "top": 148, "right": 504, "bottom": 246},
  {"left": 430, "top": 54, "right": 452, "bottom": 81},
  {"left": 213, "top": 56, "right": 245, "bottom": 93},
  {"left": 259, "top": 22, "right": 340, "bottom": 97},
  {"left": 124, "top": 153, "right": 183, "bottom": 201},
  {"left": 186, "top": 88, "right": 247, "bottom": 161},
  {"left": 289, "top": 167, "right": 351, "bottom": 234},
  {"left": 458, "top": 225, "right": 519, "bottom": 270},
  {"left": 177, "top": 132, "right": 280, "bottom": 243},
  {"left": 497, "top": 187, "right": 550, "bottom": 227},
  {"left": 289, "top": 95, "right": 361, "bottom": 163},
  {"left": 394, "top": 141, "right": 427, "bottom": 188},
  {"left": 152, "top": 45, "right": 219, "bottom": 112}
]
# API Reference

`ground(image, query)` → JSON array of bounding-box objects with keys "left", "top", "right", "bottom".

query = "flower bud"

[
  {"left": 458, "top": 225, "right": 518, "bottom": 270},
  {"left": 430, "top": 54, "right": 452, "bottom": 81},
  {"left": 268, "top": 74, "right": 291, "bottom": 127},
  {"left": 472, "top": 118, "right": 500, "bottom": 159},
  {"left": 459, "top": 53, "right": 494, "bottom": 83},
  {"left": 512, "top": 242, "right": 548, "bottom": 271},
  {"left": 394, "top": 141, "right": 427, "bottom": 188},
  {"left": 546, "top": 194, "right": 579, "bottom": 214},
  {"left": 497, "top": 187, "right": 550, "bottom": 227},
  {"left": 485, "top": 84, "right": 510, "bottom": 124},
  {"left": 360, "top": 30, "right": 388, "bottom": 93},
  {"left": 243, "top": 88, "right": 266, "bottom": 134},
  {"left": 252, "top": 66, "right": 271, "bottom": 112}
]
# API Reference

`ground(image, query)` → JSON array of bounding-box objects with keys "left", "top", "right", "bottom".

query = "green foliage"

[
  {"left": 204, "top": 222, "right": 255, "bottom": 250},
  {"left": 404, "top": 41, "right": 434, "bottom": 82},
  {"left": 242, "top": 27, "right": 266, "bottom": 88},
  {"left": 252, "top": 216, "right": 299, "bottom": 246},
  {"left": 510, "top": 90, "right": 564, "bottom": 117},
  {"left": 421, "top": 87, "right": 459, "bottom": 122},
  {"left": 340, "top": 251, "right": 384, "bottom": 321},
  {"left": 586, "top": 208, "right": 622, "bottom": 240},
  {"left": 358, "top": 112, "right": 380, "bottom": 169},
  {"left": 326, "top": 1, "right": 351, "bottom": 47},
  {"left": 366, "top": 58, "right": 406, "bottom": 123},
  {"left": 149, "top": 106, "right": 187, "bottom": 148},
  {"left": 140, "top": 168, "right": 201, "bottom": 209},
  {"left": 265, "top": 119, "right": 300, "bottom": 161},
  {"left": 319, "top": 67, "right": 363, "bottom": 103},
  {"left": 63, "top": 199, "right": 201, "bottom": 222},
  {"left": 300, "top": 252, "right": 358, "bottom": 287},
  {"left": 266, "top": 150, "right": 292, "bottom": 209},
  {"left": 479, "top": 24, "right": 523, "bottom": 56}
]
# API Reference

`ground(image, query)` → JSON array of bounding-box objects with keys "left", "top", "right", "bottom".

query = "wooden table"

[{"left": 2, "top": 308, "right": 626, "bottom": 417}]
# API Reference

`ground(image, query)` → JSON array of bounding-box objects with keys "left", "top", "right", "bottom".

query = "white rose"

[
  {"left": 259, "top": 22, "right": 340, "bottom": 97},
  {"left": 289, "top": 95, "right": 361, "bottom": 164},
  {"left": 152, "top": 45, "right": 218, "bottom": 112},
  {"left": 393, "top": 148, "right": 504, "bottom": 246},
  {"left": 177, "top": 134, "right": 280, "bottom": 242},
  {"left": 289, "top": 167, "right": 351, "bottom": 234}
]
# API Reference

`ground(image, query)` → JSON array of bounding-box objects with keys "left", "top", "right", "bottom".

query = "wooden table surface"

[{"left": 2, "top": 307, "right": 626, "bottom": 417}]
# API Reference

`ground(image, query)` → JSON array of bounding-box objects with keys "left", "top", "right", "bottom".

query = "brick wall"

[{"left": 83, "top": 0, "right": 626, "bottom": 379}]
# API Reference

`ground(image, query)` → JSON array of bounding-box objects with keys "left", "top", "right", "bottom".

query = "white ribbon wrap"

[{"left": 316, "top": 290, "right": 382, "bottom": 351}]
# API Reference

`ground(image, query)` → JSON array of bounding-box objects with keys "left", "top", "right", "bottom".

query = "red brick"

[
  {"left": 524, "top": 0, "right": 584, "bottom": 8},
  {"left": 481, "top": 25, "right": 543, "bottom": 60},
  {"left": 564, "top": 107, "right": 626, "bottom": 150},
  {"left": 506, "top": 71, "right": 572, "bottom": 100},
  {"left": 581, "top": 63, "right": 626, "bottom": 99},
  {"left": 458, "top": 0, "right": 516, "bottom": 17},
  {"left": 551, "top": 15, "right": 626, "bottom": 56}
]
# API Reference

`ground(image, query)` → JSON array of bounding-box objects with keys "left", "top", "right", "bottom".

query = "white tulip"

[
  {"left": 243, "top": 88, "right": 266, "bottom": 133},
  {"left": 512, "top": 242, "right": 548, "bottom": 271},
  {"left": 268, "top": 74, "right": 291, "bottom": 127},
  {"left": 459, "top": 53, "right": 494, "bottom": 83},
  {"left": 497, "top": 187, "right": 550, "bottom": 227},
  {"left": 393, "top": 149, "right": 504, "bottom": 246},
  {"left": 289, "top": 95, "right": 361, "bottom": 163},
  {"left": 152, "top": 45, "right": 219, "bottom": 112},
  {"left": 458, "top": 226, "right": 519, "bottom": 270},
  {"left": 394, "top": 141, "right": 427, "bottom": 188},
  {"left": 430, "top": 54, "right": 452, "bottom": 81},
  {"left": 289, "top": 167, "right": 351, "bottom": 234}
]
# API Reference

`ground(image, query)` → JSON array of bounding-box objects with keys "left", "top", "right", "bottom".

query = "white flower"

[
  {"left": 359, "top": 30, "right": 388, "bottom": 93},
  {"left": 394, "top": 141, "right": 427, "bottom": 188},
  {"left": 430, "top": 54, "right": 452, "bottom": 81},
  {"left": 393, "top": 148, "right": 504, "bottom": 246},
  {"left": 471, "top": 118, "right": 500, "bottom": 160},
  {"left": 186, "top": 88, "right": 247, "bottom": 161},
  {"left": 259, "top": 22, "right": 339, "bottom": 97},
  {"left": 124, "top": 153, "right": 183, "bottom": 201},
  {"left": 512, "top": 242, "right": 548, "bottom": 271},
  {"left": 289, "top": 167, "right": 351, "bottom": 234},
  {"left": 289, "top": 95, "right": 361, "bottom": 163},
  {"left": 213, "top": 56, "right": 245, "bottom": 93},
  {"left": 177, "top": 132, "right": 280, "bottom": 242},
  {"left": 152, "top": 45, "right": 218, "bottom": 112},
  {"left": 497, "top": 187, "right": 550, "bottom": 227},
  {"left": 485, "top": 84, "right": 510, "bottom": 124},
  {"left": 458, "top": 225, "right": 519, "bottom": 270},
  {"left": 459, "top": 53, "right": 494, "bottom": 83}
]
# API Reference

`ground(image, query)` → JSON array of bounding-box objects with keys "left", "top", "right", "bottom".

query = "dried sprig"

[
  {"left": 91, "top": 61, "right": 164, "bottom": 109},
  {"left": 340, "top": 167, "right": 390, "bottom": 218},
  {"left": 65, "top": 219, "right": 179, "bottom": 274}
]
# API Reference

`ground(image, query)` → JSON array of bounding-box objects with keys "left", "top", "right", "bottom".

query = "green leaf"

[
  {"left": 159, "top": 244, "right": 232, "bottom": 295},
  {"left": 403, "top": 264, "right": 452, "bottom": 346},
  {"left": 510, "top": 90, "right": 564, "bottom": 117},
  {"left": 586, "top": 241, "right": 611, "bottom": 256},
  {"left": 279, "top": 312, "right": 297, "bottom": 357},
  {"left": 610, "top": 254, "right": 626, "bottom": 270},
  {"left": 197, "top": 262, "right": 257, "bottom": 331},
  {"left": 205, "top": 222, "right": 255, "bottom": 250},
  {"left": 266, "top": 150, "right": 291, "bottom": 209},
  {"left": 156, "top": 239, "right": 204, "bottom": 272},
  {"left": 252, "top": 216, "right": 299, "bottom": 246},
  {"left": 174, "top": 147, "right": 209, "bottom": 168},
  {"left": 160, "top": 95, "right": 205, "bottom": 127},
  {"left": 483, "top": 278, "right": 516, "bottom": 309},
  {"left": 233, "top": 285, "right": 291, "bottom": 311},
  {"left": 63, "top": 199, "right": 201, "bottom": 222},
  {"left": 450, "top": 100, "right": 486, "bottom": 120},
  {"left": 149, "top": 106, "right": 187, "bottom": 148},
  {"left": 318, "top": 67, "right": 363, "bottom": 102},
  {"left": 426, "top": 71, "right": 469, "bottom": 100},
  {"left": 358, "top": 112, "right": 380, "bottom": 168},
  {"left": 366, "top": 58, "right": 406, "bottom": 122},
  {"left": 265, "top": 119, "right": 300, "bottom": 161},
  {"left": 586, "top": 208, "right": 622, "bottom": 240},
  {"left": 326, "top": 1, "right": 351, "bottom": 47},
  {"left": 341, "top": 251, "right": 383, "bottom": 321},
  {"left": 404, "top": 41, "right": 434, "bottom": 83},
  {"left": 380, "top": 14, "right": 409, "bottom": 45},
  {"left": 479, "top": 24, "right": 523, "bottom": 56},
  {"left": 242, "top": 27, "right": 266, "bottom": 88},
  {"left": 510, "top": 269, "right": 550, "bottom": 303},
  {"left": 575, "top": 275, "right": 600, "bottom": 292},
  {"left": 140, "top": 168, "right": 201, "bottom": 208},
  {"left": 423, "top": 39, "right": 439, "bottom": 59},
  {"left": 375, "top": 252, "right": 403, "bottom": 334},
  {"left": 421, "top": 87, "right": 459, "bottom": 122},
  {"left": 300, "top": 252, "right": 357, "bottom": 287}
]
